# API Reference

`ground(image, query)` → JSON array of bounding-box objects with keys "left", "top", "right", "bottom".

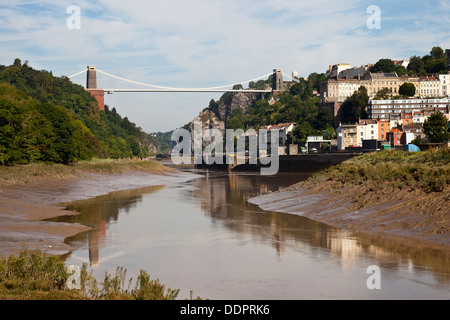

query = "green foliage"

[
  {"left": 423, "top": 112, "right": 450, "bottom": 143},
  {"left": 371, "top": 59, "right": 396, "bottom": 73},
  {"left": 0, "top": 249, "right": 199, "bottom": 300},
  {"left": 407, "top": 47, "right": 448, "bottom": 76},
  {"left": 0, "top": 59, "right": 150, "bottom": 165},
  {"left": 399, "top": 82, "right": 416, "bottom": 97},
  {"left": 341, "top": 86, "right": 369, "bottom": 123},
  {"left": 374, "top": 87, "right": 392, "bottom": 100},
  {"left": 306, "top": 148, "right": 450, "bottom": 193},
  {"left": 407, "top": 55, "right": 426, "bottom": 75}
]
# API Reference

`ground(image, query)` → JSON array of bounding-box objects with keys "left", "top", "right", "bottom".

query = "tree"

[
  {"left": 423, "top": 112, "right": 450, "bottom": 143},
  {"left": 341, "top": 86, "right": 369, "bottom": 123},
  {"left": 399, "top": 83, "right": 416, "bottom": 97},
  {"left": 315, "top": 107, "right": 334, "bottom": 131},
  {"left": 374, "top": 87, "right": 392, "bottom": 100},
  {"left": 226, "top": 109, "right": 246, "bottom": 130},
  {"left": 407, "top": 56, "right": 425, "bottom": 75},
  {"left": 371, "top": 59, "right": 396, "bottom": 73},
  {"left": 395, "top": 66, "right": 409, "bottom": 76},
  {"left": 292, "top": 122, "right": 317, "bottom": 143},
  {"left": 430, "top": 46, "right": 445, "bottom": 59}
]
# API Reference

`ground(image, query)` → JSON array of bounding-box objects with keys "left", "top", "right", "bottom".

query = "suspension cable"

[
  {"left": 96, "top": 69, "right": 273, "bottom": 91},
  {"left": 68, "top": 69, "right": 87, "bottom": 78}
]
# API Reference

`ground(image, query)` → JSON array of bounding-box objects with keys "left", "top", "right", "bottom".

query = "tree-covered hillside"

[
  {"left": 203, "top": 72, "right": 334, "bottom": 143},
  {"left": 0, "top": 59, "right": 150, "bottom": 165}
]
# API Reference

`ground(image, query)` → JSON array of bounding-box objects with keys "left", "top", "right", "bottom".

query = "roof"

[
  {"left": 260, "top": 123, "right": 297, "bottom": 130},
  {"left": 388, "top": 128, "right": 403, "bottom": 133},
  {"left": 370, "top": 72, "right": 399, "bottom": 78}
]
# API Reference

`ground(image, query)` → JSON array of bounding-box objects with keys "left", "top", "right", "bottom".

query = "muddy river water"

[{"left": 53, "top": 169, "right": 450, "bottom": 300}]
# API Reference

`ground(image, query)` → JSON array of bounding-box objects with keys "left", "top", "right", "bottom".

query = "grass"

[
  {"left": 0, "top": 249, "right": 202, "bottom": 300},
  {"left": 0, "top": 158, "right": 175, "bottom": 186},
  {"left": 303, "top": 148, "right": 450, "bottom": 193}
]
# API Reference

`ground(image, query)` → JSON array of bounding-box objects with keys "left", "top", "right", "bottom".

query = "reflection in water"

[
  {"left": 54, "top": 185, "right": 165, "bottom": 266},
  {"left": 191, "top": 171, "right": 450, "bottom": 285},
  {"left": 55, "top": 170, "right": 450, "bottom": 299}
]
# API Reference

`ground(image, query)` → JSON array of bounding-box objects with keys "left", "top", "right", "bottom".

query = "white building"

[
  {"left": 357, "top": 122, "right": 378, "bottom": 146},
  {"left": 439, "top": 73, "right": 450, "bottom": 97},
  {"left": 326, "top": 63, "right": 351, "bottom": 78},
  {"left": 367, "top": 98, "right": 450, "bottom": 119},
  {"left": 419, "top": 76, "right": 441, "bottom": 97},
  {"left": 338, "top": 64, "right": 372, "bottom": 79}
]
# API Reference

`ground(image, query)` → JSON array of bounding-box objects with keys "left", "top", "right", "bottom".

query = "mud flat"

[
  {"left": 249, "top": 177, "right": 450, "bottom": 250},
  {"left": 0, "top": 170, "right": 201, "bottom": 257}
]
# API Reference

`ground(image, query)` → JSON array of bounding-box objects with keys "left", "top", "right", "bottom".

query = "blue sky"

[{"left": 1, "top": 0, "right": 449, "bottom": 132}]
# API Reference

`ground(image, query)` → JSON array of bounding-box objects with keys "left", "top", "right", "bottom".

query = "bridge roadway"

[{"left": 104, "top": 89, "right": 272, "bottom": 94}]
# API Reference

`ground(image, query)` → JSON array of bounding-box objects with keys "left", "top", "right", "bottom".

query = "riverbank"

[
  {"left": 0, "top": 159, "right": 201, "bottom": 257},
  {"left": 249, "top": 149, "right": 450, "bottom": 249}
]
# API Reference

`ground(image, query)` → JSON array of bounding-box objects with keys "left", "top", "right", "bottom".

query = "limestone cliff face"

[
  {"left": 212, "top": 92, "right": 260, "bottom": 122},
  {"left": 186, "top": 92, "right": 262, "bottom": 147},
  {"left": 188, "top": 110, "right": 225, "bottom": 148}
]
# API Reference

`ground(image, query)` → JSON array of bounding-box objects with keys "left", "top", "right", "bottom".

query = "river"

[{"left": 53, "top": 169, "right": 450, "bottom": 300}]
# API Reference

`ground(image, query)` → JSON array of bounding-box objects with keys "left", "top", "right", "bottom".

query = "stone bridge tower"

[
  {"left": 272, "top": 69, "right": 284, "bottom": 96},
  {"left": 85, "top": 66, "right": 105, "bottom": 111}
]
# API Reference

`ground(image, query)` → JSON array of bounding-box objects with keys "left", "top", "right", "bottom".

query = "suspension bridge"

[{"left": 69, "top": 66, "right": 297, "bottom": 110}]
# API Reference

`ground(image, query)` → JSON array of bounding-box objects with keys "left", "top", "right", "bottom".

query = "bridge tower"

[
  {"left": 272, "top": 69, "right": 284, "bottom": 96},
  {"left": 85, "top": 66, "right": 105, "bottom": 111}
]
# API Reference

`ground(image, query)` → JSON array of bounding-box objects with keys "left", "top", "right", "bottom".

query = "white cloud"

[{"left": 0, "top": 0, "right": 449, "bottom": 132}]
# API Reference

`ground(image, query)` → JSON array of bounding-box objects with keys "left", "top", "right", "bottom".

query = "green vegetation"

[
  {"left": 407, "top": 47, "right": 448, "bottom": 75},
  {"left": 369, "top": 47, "right": 448, "bottom": 77},
  {"left": 0, "top": 249, "right": 201, "bottom": 300},
  {"left": 147, "top": 131, "right": 176, "bottom": 154},
  {"left": 398, "top": 82, "right": 416, "bottom": 97},
  {"left": 305, "top": 148, "right": 450, "bottom": 193},
  {"left": 0, "top": 59, "right": 151, "bottom": 165},
  {"left": 0, "top": 158, "right": 173, "bottom": 186},
  {"left": 341, "top": 86, "right": 369, "bottom": 123},
  {"left": 206, "top": 72, "right": 334, "bottom": 143},
  {"left": 423, "top": 112, "right": 450, "bottom": 143}
]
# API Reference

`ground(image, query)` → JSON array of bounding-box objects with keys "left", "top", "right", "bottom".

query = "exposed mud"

[
  {"left": 249, "top": 180, "right": 450, "bottom": 249},
  {"left": 0, "top": 170, "right": 201, "bottom": 257}
]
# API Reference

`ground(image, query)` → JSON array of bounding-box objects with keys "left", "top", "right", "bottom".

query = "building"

[
  {"left": 362, "top": 72, "right": 401, "bottom": 98},
  {"left": 394, "top": 60, "right": 410, "bottom": 68},
  {"left": 319, "top": 72, "right": 446, "bottom": 105},
  {"left": 377, "top": 120, "right": 390, "bottom": 141},
  {"left": 357, "top": 120, "right": 378, "bottom": 146},
  {"left": 419, "top": 76, "right": 441, "bottom": 98},
  {"left": 337, "top": 123, "right": 358, "bottom": 151},
  {"left": 367, "top": 98, "right": 450, "bottom": 120},
  {"left": 338, "top": 64, "right": 373, "bottom": 79},
  {"left": 401, "top": 113, "right": 413, "bottom": 126},
  {"left": 320, "top": 72, "right": 402, "bottom": 103},
  {"left": 326, "top": 63, "right": 352, "bottom": 78},
  {"left": 386, "top": 127, "right": 404, "bottom": 147},
  {"left": 439, "top": 73, "right": 450, "bottom": 97},
  {"left": 260, "top": 123, "right": 297, "bottom": 147},
  {"left": 319, "top": 77, "right": 364, "bottom": 103},
  {"left": 401, "top": 124, "right": 425, "bottom": 143},
  {"left": 413, "top": 111, "right": 425, "bottom": 124}
]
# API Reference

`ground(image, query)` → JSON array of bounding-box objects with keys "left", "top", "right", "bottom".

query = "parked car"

[{"left": 310, "top": 148, "right": 318, "bottom": 153}]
